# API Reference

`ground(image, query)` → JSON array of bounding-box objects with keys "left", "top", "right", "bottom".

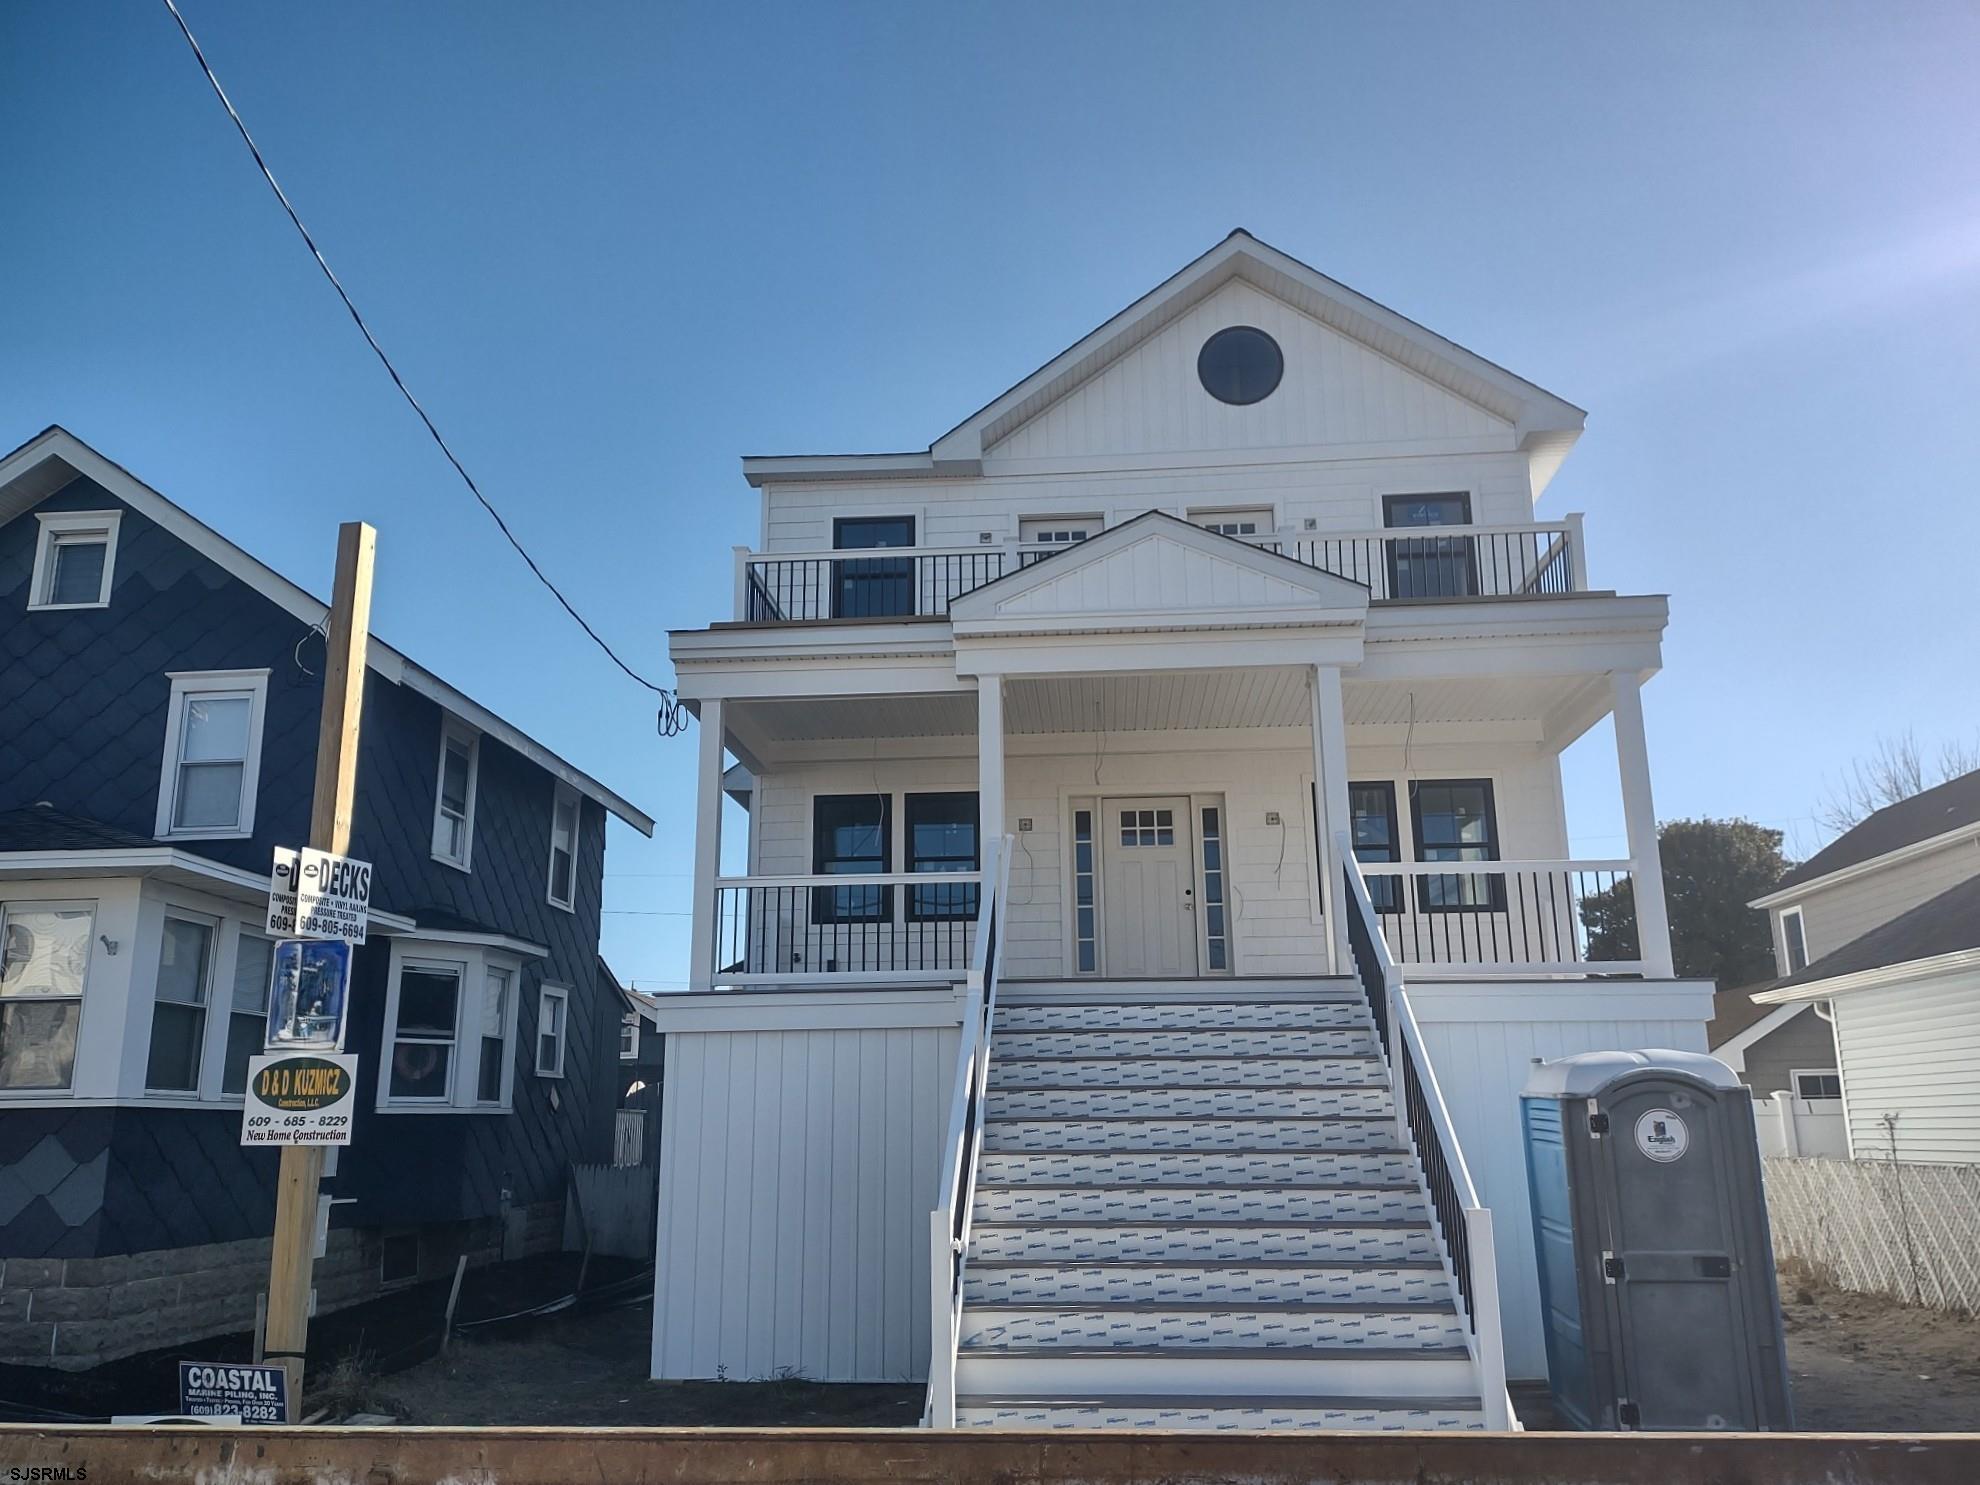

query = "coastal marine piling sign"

[
  {"left": 241, "top": 1052, "right": 358, "bottom": 1147},
  {"left": 178, "top": 1361, "right": 288, "bottom": 1423}
]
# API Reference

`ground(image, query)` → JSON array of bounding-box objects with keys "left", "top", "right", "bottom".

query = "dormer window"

[
  {"left": 431, "top": 722, "right": 479, "bottom": 871},
  {"left": 28, "top": 511, "right": 122, "bottom": 610}
]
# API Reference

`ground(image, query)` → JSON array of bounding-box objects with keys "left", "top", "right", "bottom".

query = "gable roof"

[
  {"left": 1755, "top": 874, "right": 1980, "bottom": 1002},
  {"left": 0, "top": 426, "right": 653, "bottom": 834},
  {"left": 946, "top": 510, "right": 1369, "bottom": 634},
  {"left": 1704, "top": 985, "right": 1809, "bottom": 1070},
  {"left": 743, "top": 229, "right": 1585, "bottom": 487},
  {"left": 1761, "top": 769, "right": 1980, "bottom": 901}
]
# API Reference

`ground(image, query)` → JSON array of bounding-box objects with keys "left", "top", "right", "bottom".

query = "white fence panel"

[
  {"left": 1763, "top": 1156, "right": 1980, "bottom": 1314},
  {"left": 614, "top": 1108, "right": 645, "bottom": 1167}
]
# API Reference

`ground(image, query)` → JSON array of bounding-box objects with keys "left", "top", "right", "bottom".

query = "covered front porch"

[{"left": 685, "top": 659, "right": 1673, "bottom": 991}]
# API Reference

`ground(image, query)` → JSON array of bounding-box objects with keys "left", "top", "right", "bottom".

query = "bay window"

[
  {"left": 146, "top": 915, "right": 214, "bottom": 1092},
  {"left": 223, "top": 932, "right": 275, "bottom": 1096},
  {"left": 0, "top": 902, "right": 93, "bottom": 1091},
  {"left": 387, "top": 959, "right": 460, "bottom": 1101},
  {"left": 379, "top": 940, "right": 527, "bottom": 1111}
]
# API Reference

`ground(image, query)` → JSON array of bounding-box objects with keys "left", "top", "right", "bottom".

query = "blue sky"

[{"left": 4, "top": 2, "right": 1977, "bottom": 989}]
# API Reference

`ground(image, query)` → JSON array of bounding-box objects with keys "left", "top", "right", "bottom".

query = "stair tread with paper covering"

[{"left": 940, "top": 979, "right": 1500, "bottom": 1430}]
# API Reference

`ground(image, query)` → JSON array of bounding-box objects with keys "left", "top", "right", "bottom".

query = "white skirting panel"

[
  {"left": 651, "top": 995, "right": 962, "bottom": 1383},
  {"left": 1406, "top": 979, "right": 1714, "bottom": 1382}
]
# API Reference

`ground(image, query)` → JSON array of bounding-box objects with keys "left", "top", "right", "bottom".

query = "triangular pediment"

[{"left": 949, "top": 512, "right": 1367, "bottom": 635}]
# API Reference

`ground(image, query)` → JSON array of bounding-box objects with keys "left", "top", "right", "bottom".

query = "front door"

[{"left": 1100, "top": 797, "right": 1197, "bottom": 977}]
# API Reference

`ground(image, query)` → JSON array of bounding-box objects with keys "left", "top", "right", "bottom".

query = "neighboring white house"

[
  {"left": 1751, "top": 771, "right": 1980, "bottom": 1164},
  {"left": 649, "top": 231, "right": 1713, "bottom": 1428}
]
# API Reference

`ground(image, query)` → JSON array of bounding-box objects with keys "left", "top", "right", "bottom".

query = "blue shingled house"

[{"left": 0, "top": 426, "right": 654, "bottom": 1369}]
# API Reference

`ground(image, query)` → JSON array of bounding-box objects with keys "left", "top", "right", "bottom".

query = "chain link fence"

[{"left": 1763, "top": 1156, "right": 1980, "bottom": 1314}]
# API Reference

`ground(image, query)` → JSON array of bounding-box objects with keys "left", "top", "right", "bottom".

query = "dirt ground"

[
  {"left": 371, "top": 1268, "right": 1980, "bottom": 1431},
  {"left": 1779, "top": 1272, "right": 1980, "bottom": 1432},
  {"left": 383, "top": 1302, "right": 920, "bottom": 1427}
]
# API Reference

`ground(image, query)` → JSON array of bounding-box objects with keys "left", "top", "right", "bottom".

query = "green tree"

[{"left": 1582, "top": 818, "right": 1791, "bottom": 986}]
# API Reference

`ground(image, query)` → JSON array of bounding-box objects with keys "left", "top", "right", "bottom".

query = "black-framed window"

[
  {"left": 1349, "top": 781, "right": 1402, "bottom": 913},
  {"left": 1411, "top": 779, "right": 1503, "bottom": 911},
  {"left": 812, "top": 794, "right": 892, "bottom": 922},
  {"left": 832, "top": 516, "right": 915, "bottom": 619},
  {"left": 1383, "top": 493, "right": 1477, "bottom": 599},
  {"left": 906, "top": 792, "right": 979, "bottom": 922}
]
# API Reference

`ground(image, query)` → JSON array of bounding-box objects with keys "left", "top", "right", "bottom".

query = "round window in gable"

[{"left": 1196, "top": 325, "right": 1283, "bottom": 406}]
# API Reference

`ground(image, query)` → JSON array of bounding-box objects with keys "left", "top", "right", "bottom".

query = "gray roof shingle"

[{"left": 1773, "top": 770, "right": 1980, "bottom": 894}]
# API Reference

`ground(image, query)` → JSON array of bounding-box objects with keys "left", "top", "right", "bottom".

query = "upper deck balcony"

[{"left": 733, "top": 515, "right": 1588, "bottom": 623}]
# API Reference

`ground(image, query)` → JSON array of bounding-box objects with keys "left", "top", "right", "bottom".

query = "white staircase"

[{"left": 948, "top": 978, "right": 1491, "bottom": 1430}]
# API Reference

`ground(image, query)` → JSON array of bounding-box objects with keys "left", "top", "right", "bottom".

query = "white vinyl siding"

[
  {"left": 1831, "top": 966, "right": 1980, "bottom": 1163},
  {"left": 652, "top": 1014, "right": 957, "bottom": 1381},
  {"left": 155, "top": 671, "right": 270, "bottom": 840},
  {"left": 986, "top": 278, "right": 1510, "bottom": 461}
]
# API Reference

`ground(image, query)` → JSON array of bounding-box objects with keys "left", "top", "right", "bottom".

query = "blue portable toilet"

[{"left": 1521, "top": 1050, "right": 1792, "bottom": 1431}]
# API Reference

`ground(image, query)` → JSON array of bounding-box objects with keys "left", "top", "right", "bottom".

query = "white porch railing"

[
  {"left": 732, "top": 515, "right": 1588, "bottom": 622},
  {"left": 1358, "top": 859, "right": 1645, "bottom": 977},
  {"left": 711, "top": 870, "right": 983, "bottom": 984},
  {"left": 924, "top": 837, "right": 1012, "bottom": 1429},
  {"left": 1340, "top": 835, "right": 1516, "bottom": 1432}
]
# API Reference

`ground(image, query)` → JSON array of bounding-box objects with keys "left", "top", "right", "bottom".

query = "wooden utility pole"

[{"left": 263, "top": 521, "right": 375, "bottom": 1419}]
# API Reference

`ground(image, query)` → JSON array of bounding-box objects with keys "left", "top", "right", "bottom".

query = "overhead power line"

[{"left": 158, "top": 0, "right": 688, "bottom": 737}]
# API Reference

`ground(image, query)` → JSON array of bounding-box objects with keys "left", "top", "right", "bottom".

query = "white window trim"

[
  {"left": 28, "top": 510, "right": 122, "bottom": 610},
  {"left": 536, "top": 984, "right": 570, "bottom": 1078},
  {"left": 1779, "top": 906, "right": 1809, "bottom": 975},
  {"left": 0, "top": 897, "right": 97, "bottom": 1096},
  {"left": 154, "top": 669, "right": 271, "bottom": 841},
  {"left": 620, "top": 1010, "right": 640, "bottom": 1061},
  {"left": 143, "top": 907, "right": 221, "bottom": 1098},
  {"left": 1790, "top": 1067, "right": 1843, "bottom": 1101},
  {"left": 546, "top": 784, "right": 580, "bottom": 913},
  {"left": 377, "top": 937, "right": 525, "bottom": 1113},
  {"left": 430, "top": 721, "right": 480, "bottom": 873},
  {"left": 475, "top": 960, "right": 519, "bottom": 1109}
]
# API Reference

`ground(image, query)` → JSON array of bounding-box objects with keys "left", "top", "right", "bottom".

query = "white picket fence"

[{"left": 1763, "top": 1156, "right": 1980, "bottom": 1314}]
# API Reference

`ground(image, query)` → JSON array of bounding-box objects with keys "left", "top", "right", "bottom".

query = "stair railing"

[
  {"left": 923, "top": 834, "right": 1013, "bottom": 1428},
  {"left": 1338, "top": 833, "right": 1516, "bottom": 1431}
]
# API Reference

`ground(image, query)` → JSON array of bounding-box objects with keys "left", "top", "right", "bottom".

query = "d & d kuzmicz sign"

[{"left": 241, "top": 1052, "right": 358, "bottom": 1146}]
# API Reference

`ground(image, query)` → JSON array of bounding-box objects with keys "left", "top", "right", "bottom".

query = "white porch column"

[
  {"left": 1310, "top": 664, "right": 1352, "bottom": 975},
  {"left": 1610, "top": 671, "right": 1675, "bottom": 979},
  {"left": 687, "top": 697, "right": 726, "bottom": 993},
  {"left": 977, "top": 676, "right": 1005, "bottom": 847}
]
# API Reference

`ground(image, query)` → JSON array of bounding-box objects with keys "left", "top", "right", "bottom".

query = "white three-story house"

[{"left": 650, "top": 231, "right": 1713, "bottom": 1429}]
